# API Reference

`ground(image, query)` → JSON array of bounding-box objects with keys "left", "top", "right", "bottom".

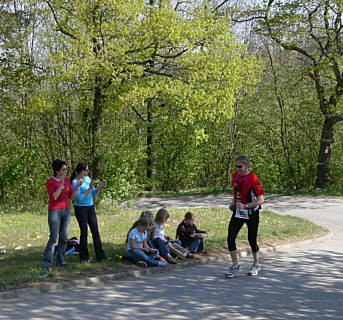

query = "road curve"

[{"left": 1, "top": 195, "right": 342, "bottom": 320}]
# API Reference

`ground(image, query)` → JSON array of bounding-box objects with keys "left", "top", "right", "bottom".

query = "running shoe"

[
  {"left": 248, "top": 264, "right": 261, "bottom": 276},
  {"left": 225, "top": 264, "right": 240, "bottom": 278},
  {"left": 136, "top": 261, "right": 148, "bottom": 268}
]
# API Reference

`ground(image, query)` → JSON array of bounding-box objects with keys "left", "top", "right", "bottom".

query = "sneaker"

[
  {"left": 248, "top": 264, "right": 260, "bottom": 276},
  {"left": 157, "top": 256, "right": 167, "bottom": 264},
  {"left": 186, "top": 253, "right": 195, "bottom": 259},
  {"left": 136, "top": 261, "right": 148, "bottom": 268},
  {"left": 40, "top": 267, "right": 50, "bottom": 278},
  {"left": 158, "top": 261, "right": 167, "bottom": 267},
  {"left": 97, "top": 257, "right": 107, "bottom": 262},
  {"left": 198, "top": 250, "right": 208, "bottom": 254},
  {"left": 225, "top": 264, "right": 240, "bottom": 278},
  {"left": 55, "top": 262, "right": 68, "bottom": 267},
  {"left": 164, "top": 254, "right": 177, "bottom": 264},
  {"left": 80, "top": 258, "right": 92, "bottom": 264}
]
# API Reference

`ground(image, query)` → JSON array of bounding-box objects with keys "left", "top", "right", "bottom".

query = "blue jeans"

[
  {"left": 146, "top": 238, "right": 155, "bottom": 249},
  {"left": 183, "top": 238, "right": 204, "bottom": 253},
  {"left": 74, "top": 205, "right": 106, "bottom": 262},
  {"left": 127, "top": 249, "right": 160, "bottom": 266},
  {"left": 42, "top": 208, "right": 71, "bottom": 268},
  {"left": 152, "top": 238, "right": 181, "bottom": 256}
]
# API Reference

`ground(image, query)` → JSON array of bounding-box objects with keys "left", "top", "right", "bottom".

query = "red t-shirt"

[
  {"left": 46, "top": 177, "right": 73, "bottom": 210},
  {"left": 232, "top": 172, "right": 264, "bottom": 204}
]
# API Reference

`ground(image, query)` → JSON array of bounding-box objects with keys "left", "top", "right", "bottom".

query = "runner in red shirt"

[{"left": 225, "top": 155, "right": 264, "bottom": 278}]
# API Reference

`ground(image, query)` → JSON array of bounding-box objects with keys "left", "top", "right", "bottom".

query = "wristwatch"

[{"left": 245, "top": 204, "right": 249, "bottom": 209}]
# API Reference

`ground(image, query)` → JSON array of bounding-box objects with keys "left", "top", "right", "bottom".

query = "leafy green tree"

[
  {"left": 0, "top": 1, "right": 49, "bottom": 205},
  {"left": 235, "top": 45, "right": 322, "bottom": 190},
  {"left": 42, "top": 0, "right": 259, "bottom": 190},
  {"left": 257, "top": 0, "right": 343, "bottom": 188},
  {"left": 0, "top": 0, "right": 262, "bottom": 205}
]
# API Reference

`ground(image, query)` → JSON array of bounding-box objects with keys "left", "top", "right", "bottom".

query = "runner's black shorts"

[{"left": 227, "top": 209, "right": 260, "bottom": 253}]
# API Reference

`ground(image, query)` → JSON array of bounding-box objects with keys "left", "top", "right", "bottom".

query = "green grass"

[{"left": 0, "top": 205, "right": 327, "bottom": 292}]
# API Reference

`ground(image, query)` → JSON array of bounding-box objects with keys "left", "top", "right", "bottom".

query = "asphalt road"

[{"left": 1, "top": 195, "right": 343, "bottom": 320}]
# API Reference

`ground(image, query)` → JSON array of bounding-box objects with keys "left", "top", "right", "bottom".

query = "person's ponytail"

[
  {"left": 70, "top": 169, "right": 77, "bottom": 182},
  {"left": 70, "top": 162, "right": 88, "bottom": 182},
  {"left": 125, "top": 218, "right": 149, "bottom": 244}
]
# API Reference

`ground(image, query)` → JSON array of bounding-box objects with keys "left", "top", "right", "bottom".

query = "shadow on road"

[{"left": 1, "top": 249, "right": 342, "bottom": 319}]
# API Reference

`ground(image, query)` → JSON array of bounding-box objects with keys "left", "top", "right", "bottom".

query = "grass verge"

[{"left": 0, "top": 206, "right": 327, "bottom": 292}]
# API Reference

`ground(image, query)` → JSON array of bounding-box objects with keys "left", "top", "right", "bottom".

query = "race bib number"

[{"left": 235, "top": 209, "right": 249, "bottom": 219}]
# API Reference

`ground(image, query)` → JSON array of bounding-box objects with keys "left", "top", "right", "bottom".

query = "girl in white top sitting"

[
  {"left": 152, "top": 208, "right": 181, "bottom": 264},
  {"left": 126, "top": 217, "right": 166, "bottom": 268}
]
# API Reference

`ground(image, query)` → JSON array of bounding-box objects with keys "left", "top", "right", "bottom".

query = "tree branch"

[
  {"left": 307, "top": 3, "right": 325, "bottom": 57},
  {"left": 46, "top": 1, "right": 77, "bottom": 40},
  {"left": 231, "top": 15, "right": 265, "bottom": 23},
  {"left": 131, "top": 106, "right": 145, "bottom": 122},
  {"left": 265, "top": 0, "right": 317, "bottom": 65}
]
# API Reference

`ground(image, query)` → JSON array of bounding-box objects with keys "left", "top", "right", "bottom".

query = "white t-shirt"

[
  {"left": 127, "top": 228, "right": 147, "bottom": 251},
  {"left": 153, "top": 222, "right": 165, "bottom": 241}
]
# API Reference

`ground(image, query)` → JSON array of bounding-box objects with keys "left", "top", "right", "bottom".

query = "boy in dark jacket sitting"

[{"left": 176, "top": 212, "right": 208, "bottom": 254}]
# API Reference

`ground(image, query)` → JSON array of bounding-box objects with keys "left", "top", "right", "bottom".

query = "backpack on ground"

[{"left": 65, "top": 237, "right": 80, "bottom": 255}]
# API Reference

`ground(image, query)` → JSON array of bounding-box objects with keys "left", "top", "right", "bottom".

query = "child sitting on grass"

[
  {"left": 176, "top": 211, "right": 208, "bottom": 254},
  {"left": 126, "top": 217, "right": 167, "bottom": 268},
  {"left": 152, "top": 208, "right": 179, "bottom": 264}
]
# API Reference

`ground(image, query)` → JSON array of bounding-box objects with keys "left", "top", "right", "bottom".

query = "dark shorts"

[{"left": 227, "top": 210, "right": 260, "bottom": 253}]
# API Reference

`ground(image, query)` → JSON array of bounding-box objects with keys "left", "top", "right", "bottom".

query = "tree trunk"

[
  {"left": 315, "top": 116, "right": 335, "bottom": 189},
  {"left": 227, "top": 102, "right": 238, "bottom": 187},
  {"left": 90, "top": 77, "right": 103, "bottom": 179},
  {"left": 146, "top": 99, "right": 154, "bottom": 191}
]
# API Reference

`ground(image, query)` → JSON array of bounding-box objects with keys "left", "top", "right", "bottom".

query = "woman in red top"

[
  {"left": 225, "top": 155, "right": 264, "bottom": 278},
  {"left": 42, "top": 159, "right": 82, "bottom": 270}
]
